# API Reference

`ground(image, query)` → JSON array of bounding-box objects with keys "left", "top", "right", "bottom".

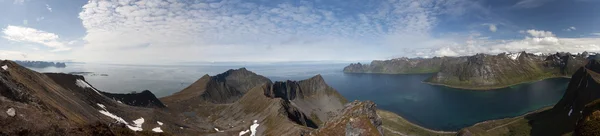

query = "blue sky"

[{"left": 0, "top": 0, "right": 599, "bottom": 63}]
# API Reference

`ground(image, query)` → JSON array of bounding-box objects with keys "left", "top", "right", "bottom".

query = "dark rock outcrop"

[{"left": 100, "top": 90, "right": 166, "bottom": 108}]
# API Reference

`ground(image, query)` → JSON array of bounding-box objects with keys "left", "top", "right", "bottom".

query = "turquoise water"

[{"left": 30, "top": 63, "right": 569, "bottom": 131}]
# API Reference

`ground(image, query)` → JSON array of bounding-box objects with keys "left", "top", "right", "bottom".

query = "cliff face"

[
  {"left": 425, "top": 51, "right": 588, "bottom": 89},
  {"left": 264, "top": 75, "right": 348, "bottom": 126},
  {"left": 343, "top": 57, "right": 452, "bottom": 74}
]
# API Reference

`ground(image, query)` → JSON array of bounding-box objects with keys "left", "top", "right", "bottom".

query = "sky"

[{"left": 0, "top": 0, "right": 599, "bottom": 64}]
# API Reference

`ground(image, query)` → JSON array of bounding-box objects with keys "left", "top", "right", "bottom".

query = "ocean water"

[{"left": 29, "top": 63, "right": 569, "bottom": 131}]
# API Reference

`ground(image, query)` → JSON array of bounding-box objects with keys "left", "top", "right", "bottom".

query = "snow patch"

[
  {"left": 239, "top": 129, "right": 250, "bottom": 136},
  {"left": 1, "top": 65, "right": 7, "bottom": 71},
  {"left": 569, "top": 108, "right": 573, "bottom": 116},
  {"left": 76, "top": 79, "right": 102, "bottom": 95},
  {"left": 132, "top": 117, "right": 144, "bottom": 129},
  {"left": 97, "top": 105, "right": 145, "bottom": 131},
  {"left": 533, "top": 52, "right": 543, "bottom": 56},
  {"left": 117, "top": 101, "right": 123, "bottom": 104},
  {"left": 214, "top": 128, "right": 223, "bottom": 132},
  {"left": 239, "top": 120, "right": 260, "bottom": 136},
  {"left": 97, "top": 103, "right": 106, "bottom": 109},
  {"left": 152, "top": 127, "right": 163, "bottom": 133},
  {"left": 98, "top": 110, "right": 128, "bottom": 126},
  {"left": 6, "top": 108, "right": 15, "bottom": 117},
  {"left": 508, "top": 52, "right": 521, "bottom": 60},
  {"left": 250, "top": 120, "right": 259, "bottom": 136},
  {"left": 157, "top": 121, "right": 163, "bottom": 126}
]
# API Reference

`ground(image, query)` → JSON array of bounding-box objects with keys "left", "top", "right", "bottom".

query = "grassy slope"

[{"left": 377, "top": 110, "right": 456, "bottom": 136}]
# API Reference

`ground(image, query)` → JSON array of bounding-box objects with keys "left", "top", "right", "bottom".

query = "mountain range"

[
  {"left": 3, "top": 55, "right": 600, "bottom": 135},
  {"left": 0, "top": 60, "right": 383, "bottom": 135},
  {"left": 344, "top": 51, "right": 591, "bottom": 90}
]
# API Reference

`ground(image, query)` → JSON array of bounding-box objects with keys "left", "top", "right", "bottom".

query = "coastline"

[
  {"left": 380, "top": 106, "right": 554, "bottom": 136},
  {"left": 422, "top": 76, "right": 571, "bottom": 90}
]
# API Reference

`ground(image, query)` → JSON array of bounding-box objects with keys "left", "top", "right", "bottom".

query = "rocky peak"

[{"left": 313, "top": 100, "right": 383, "bottom": 136}]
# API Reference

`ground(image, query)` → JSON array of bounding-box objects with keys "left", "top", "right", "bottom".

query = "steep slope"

[
  {"left": 457, "top": 57, "right": 600, "bottom": 136},
  {"left": 425, "top": 51, "right": 587, "bottom": 90},
  {"left": 0, "top": 60, "right": 199, "bottom": 135},
  {"left": 211, "top": 83, "right": 316, "bottom": 135},
  {"left": 313, "top": 100, "right": 383, "bottom": 136},
  {"left": 344, "top": 57, "right": 453, "bottom": 74},
  {"left": 45, "top": 73, "right": 166, "bottom": 108},
  {"left": 161, "top": 68, "right": 271, "bottom": 105},
  {"left": 265, "top": 75, "right": 348, "bottom": 125}
]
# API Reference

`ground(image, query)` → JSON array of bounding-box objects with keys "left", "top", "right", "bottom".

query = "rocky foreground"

[
  {"left": 0, "top": 60, "right": 384, "bottom": 136},
  {"left": 345, "top": 51, "right": 591, "bottom": 90}
]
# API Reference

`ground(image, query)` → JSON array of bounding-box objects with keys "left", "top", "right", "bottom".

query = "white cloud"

[
  {"left": 75, "top": 0, "right": 471, "bottom": 63},
  {"left": 422, "top": 30, "right": 600, "bottom": 57},
  {"left": 13, "top": 0, "right": 24, "bottom": 5},
  {"left": 521, "top": 29, "right": 555, "bottom": 37},
  {"left": 487, "top": 24, "right": 497, "bottom": 32},
  {"left": 592, "top": 33, "right": 600, "bottom": 36},
  {"left": 564, "top": 26, "right": 576, "bottom": 31},
  {"left": 46, "top": 4, "right": 52, "bottom": 12},
  {"left": 2, "top": 25, "right": 71, "bottom": 52}
]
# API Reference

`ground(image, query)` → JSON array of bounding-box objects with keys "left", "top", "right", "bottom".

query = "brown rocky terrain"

[{"left": 1, "top": 60, "right": 385, "bottom": 135}]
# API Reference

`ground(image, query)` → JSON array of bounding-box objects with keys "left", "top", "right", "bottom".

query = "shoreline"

[
  {"left": 466, "top": 106, "right": 553, "bottom": 133},
  {"left": 422, "top": 76, "right": 571, "bottom": 90},
  {"left": 381, "top": 106, "right": 554, "bottom": 135},
  {"left": 377, "top": 110, "right": 458, "bottom": 134}
]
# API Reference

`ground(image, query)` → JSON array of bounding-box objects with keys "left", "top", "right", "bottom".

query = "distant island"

[
  {"left": 344, "top": 51, "right": 594, "bottom": 90},
  {"left": 13, "top": 60, "right": 67, "bottom": 68}
]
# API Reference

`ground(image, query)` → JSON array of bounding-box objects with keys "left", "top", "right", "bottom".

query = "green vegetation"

[{"left": 377, "top": 110, "right": 456, "bottom": 136}]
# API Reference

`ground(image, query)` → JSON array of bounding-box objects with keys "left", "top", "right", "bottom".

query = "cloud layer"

[
  {"left": 2, "top": 25, "right": 71, "bottom": 52},
  {"left": 74, "top": 0, "right": 472, "bottom": 62}
]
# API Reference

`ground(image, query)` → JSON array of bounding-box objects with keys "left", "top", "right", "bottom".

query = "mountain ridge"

[{"left": 345, "top": 51, "right": 590, "bottom": 90}]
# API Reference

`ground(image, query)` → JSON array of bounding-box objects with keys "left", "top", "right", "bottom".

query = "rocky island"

[{"left": 345, "top": 51, "right": 591, "bottom": 90}]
